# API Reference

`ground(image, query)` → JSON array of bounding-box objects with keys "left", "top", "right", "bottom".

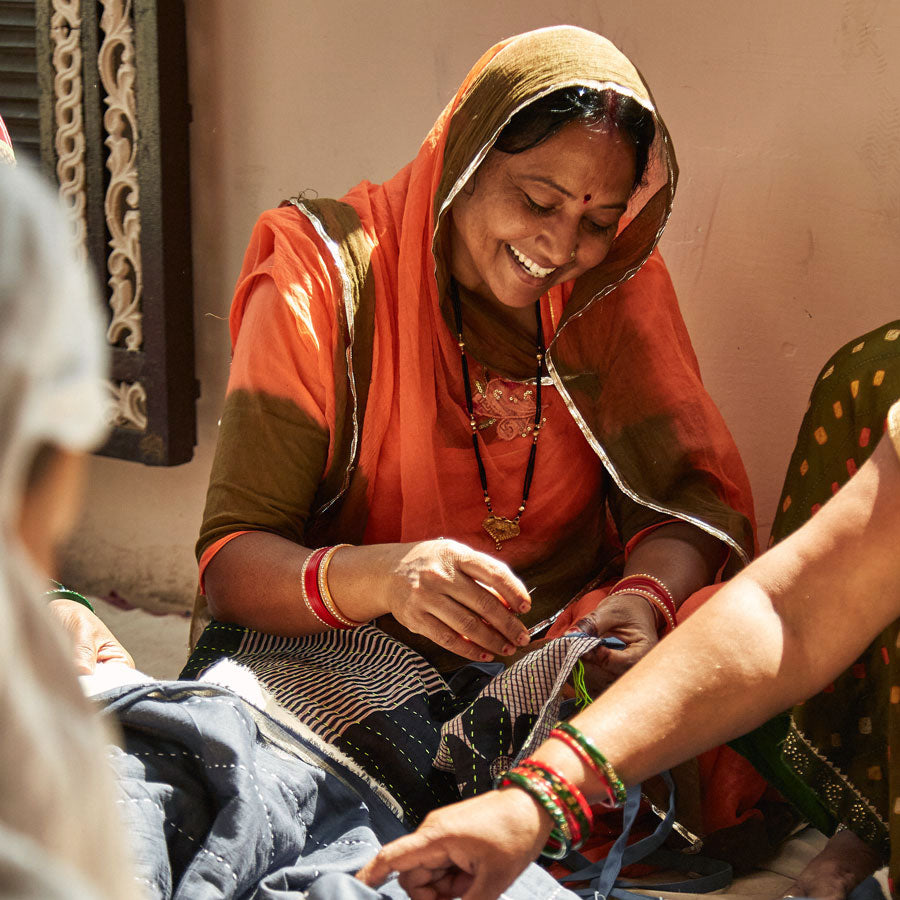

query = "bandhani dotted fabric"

[
  {"left": 748, "top": 322, "right": 900, "bottom": 889},
  {"left": 182, "top": 621, "right": 601, "bottom": 825}
]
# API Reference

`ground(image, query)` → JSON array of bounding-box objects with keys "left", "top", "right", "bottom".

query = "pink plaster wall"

[{"left": 63, "top": 0, "right": 900, "bottom": 607}]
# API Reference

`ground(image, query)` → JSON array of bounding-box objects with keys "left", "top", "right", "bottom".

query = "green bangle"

[
  {"left": 554, "top": 721, "right": 627, "bottom": 805},
  {"left": 516, "top": 760, "right": 592, "bottom": 845},
  {"left": 44, "top": 584, "right": 94, "bottom": 613},
  {"left": 498, "top": 769, "right": 572, "bottom": 859}
]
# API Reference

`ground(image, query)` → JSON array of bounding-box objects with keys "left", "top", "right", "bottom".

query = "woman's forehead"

[{"left": 494, "top": 124, "right": 636, "bottom": 201}]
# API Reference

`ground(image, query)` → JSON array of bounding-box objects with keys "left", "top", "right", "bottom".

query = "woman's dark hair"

[{"left": 494, "top": 86, "right": 656, "bottom": 190}]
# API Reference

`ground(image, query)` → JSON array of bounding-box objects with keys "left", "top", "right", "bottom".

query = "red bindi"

[{"left": 583, "top": 194, "right": 592, "bottom": 204}]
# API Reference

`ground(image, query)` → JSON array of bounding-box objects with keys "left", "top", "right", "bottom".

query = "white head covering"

[
  {"left": 0, "top": 163, "right": 108, "bottom": 519},
  {"left": 0, "top": 164, "right": 138, "bottom": 899}
]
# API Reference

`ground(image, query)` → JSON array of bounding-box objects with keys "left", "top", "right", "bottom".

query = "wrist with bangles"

[
  {"left": 497, "top": 722, "right": 625, "bottom": 858},
  {"left": 300, "top": 544, "right": 368, "bottom": 630},
  {"left": 607, "top": 572, "right": 677, "bottom": 635}
]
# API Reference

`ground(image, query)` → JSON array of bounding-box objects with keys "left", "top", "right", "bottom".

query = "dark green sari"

[{"left": 735, "top": 321, "right": 900, "bottom": 888}]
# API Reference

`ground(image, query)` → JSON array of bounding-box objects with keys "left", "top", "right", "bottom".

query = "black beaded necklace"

[{"left": 450, "top": 279, "right": 545, "bottom": 551}]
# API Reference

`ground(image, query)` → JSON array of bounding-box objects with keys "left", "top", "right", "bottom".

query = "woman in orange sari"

[{"left": 193, "top": 25, "right": 761, "bottom": 848}]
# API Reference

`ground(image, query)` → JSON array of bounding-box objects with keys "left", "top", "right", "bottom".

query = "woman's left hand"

[
  {"left": 571, "top": 591, "right": 659, "bottom": 694},
  {"left": 356, "top": 787, "right": 551, "bottom": 900},
  {"left": 48, "top": 599, "right": 135, "bottom": 674}
]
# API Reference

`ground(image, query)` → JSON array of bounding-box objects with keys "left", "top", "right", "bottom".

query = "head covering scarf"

[
  {"left": 200, "top": 26, "right": 755, "bottom": 652},
  {"left": 0, "top": 163, "right": 139, "bottom": 899}
]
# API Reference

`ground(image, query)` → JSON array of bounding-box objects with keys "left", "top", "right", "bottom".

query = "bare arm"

[
  {"left": 204, "top": 533, "right": 532, "bottom": 662},
  {"left": 359, "top": 434, "right": 900, "bottom": 898},
  {"left": 571, "top": 433, "right": 900, "bottom": 786}
]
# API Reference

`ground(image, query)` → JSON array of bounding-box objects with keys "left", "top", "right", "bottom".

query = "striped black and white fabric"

[{"left": 183, "top": 621, "right": 601, "bottom": 823}]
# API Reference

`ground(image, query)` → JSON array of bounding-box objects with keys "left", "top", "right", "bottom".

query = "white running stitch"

[
  {"left": 227, "top": 702, "right": 276, "bottom": 869},
  {"left": 116, "top": 796, "right": 240, "bottom": 883},
  {"left": 166, "top": 820, "right": 240, "bottom": 882},
  {"left": 254, "top": 763, "right": 303, "bottom": 811}
]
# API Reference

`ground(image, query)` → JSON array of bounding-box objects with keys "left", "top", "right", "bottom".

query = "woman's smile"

[{"left": 506, "top": 243, "right": 558, "bottom": 280}]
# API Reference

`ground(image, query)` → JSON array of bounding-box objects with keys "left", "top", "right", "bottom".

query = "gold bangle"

[
  {"left": 318, "top": 544, "right": 366, "bottom": 628},
  {"left": 607, "top": 587, "right": 675, "bottom": 634},
  {"left": 616, "top": 572, "right": 675, "bottom": 604},
  {"left": 300, "top": 549, "right": 333, "bottom": 628}
]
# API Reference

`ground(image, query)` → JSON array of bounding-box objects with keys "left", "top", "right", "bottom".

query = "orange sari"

[{"left": 197, "top": 25, "right": 763, "bottom": 849}]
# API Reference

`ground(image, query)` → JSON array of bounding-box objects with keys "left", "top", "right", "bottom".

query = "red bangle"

[
  {"left": 301, "top": 546, "right": 361, "bottom": 629},
  {"left": 608, "top": 587, "right": 675, "bottom": 635},
  {"left": 548, "top": 728, "right": 619, "bottom": 809},
  {"left": 318, "top": 544, "right": 365, "bottom": 627},
  {"left": 610, "top": 574, "right": 677, "bottom": 635},
  {"left": 515, "top": 759, "right": 593, "bottom": 845}
]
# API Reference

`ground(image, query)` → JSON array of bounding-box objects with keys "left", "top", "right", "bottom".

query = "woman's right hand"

[
  {"left": 356, "top": 785, "right": 551, "bottom": 898},
  {"left": 335, "top": 539, "right": 532, "bottom": 661}
]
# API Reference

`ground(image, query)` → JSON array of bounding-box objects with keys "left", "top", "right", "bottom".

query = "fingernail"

[
  {"left": 502, "top": 644, "right": 515, "bottom": 655},
  {"left": 480, "top": 652, "right": 493, "bottom": 662},
  {"left": 516, "top": 632, "right": 530, "bottom": 646},
  {"left": 519, "top": 601, "right": 531, "bottom": 613}
]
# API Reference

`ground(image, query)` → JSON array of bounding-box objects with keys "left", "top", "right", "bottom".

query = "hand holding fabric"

[
  {"left": 356, "top": 787, "right": 550, "bottom": 900},
  {"left": 48, "top": 598, "right": 135, "bottom": 674},
  {"left": 375, "top": 539, "right": 532, "bottom": 662},
  {"left": 571, "top": 590, "right": 659, "bottom": 693}
]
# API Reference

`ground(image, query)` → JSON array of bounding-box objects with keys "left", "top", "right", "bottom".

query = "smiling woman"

[
  {"left": 181, "top": 24, "right": 765, "bottom": 865},
  {"left": 449, "top": 116, "right": 638, "bottom": 313}
]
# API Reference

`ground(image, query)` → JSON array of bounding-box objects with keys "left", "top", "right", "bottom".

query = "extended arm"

[{"left": 359, "top": 432, "right": 900, "bottom": 899}]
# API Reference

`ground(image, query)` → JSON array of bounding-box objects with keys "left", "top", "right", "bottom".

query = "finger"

[
  {"left": 571, "top": 612, "right": 601, "bottom": 636},
  {"left": 71, "top": 640, "right": 98, "bottom": 675},
  {"left": 420, "top": 613, "right": 497, "bottom": 661},
  {"left": 461, "top": 864, "right": 516, "bottom": 900},
  {"left": 357, "top": 833, "right": 453, "bottom": 887},
  {"left": 456, "top": 579, "right": 531, "bottom": 650},
  {"left": 401, "top": 865, "right": 451, "bottom": 889},
  {"left": 96, "top": 640, "right": 136, "bottom": 668},
  {"left": 356, "top": 853, "right": 394, "bottom": 888},
  {"left": 437, "top": 869, "right": 475, "bottom": 898},
  {"left": 432, "top": 594, "right": 526, "bottom": 656},
  {"left": 452, "top": 547, "right": 531, "bottom": 613}
]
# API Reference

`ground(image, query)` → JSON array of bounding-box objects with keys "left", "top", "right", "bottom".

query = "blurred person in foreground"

[{"left": 0, "top": 151, "right": 139, "bottom": 896}]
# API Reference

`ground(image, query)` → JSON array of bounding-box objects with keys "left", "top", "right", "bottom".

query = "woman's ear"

[{"left": 17, "top": 445, "right": 88, "bottom": 577}]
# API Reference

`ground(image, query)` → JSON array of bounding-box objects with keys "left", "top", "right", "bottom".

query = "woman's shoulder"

[{"left": 234, "top": 200, "right": 370, "bottom": 326}]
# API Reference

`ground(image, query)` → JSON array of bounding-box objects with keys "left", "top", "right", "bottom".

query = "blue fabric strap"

[
  {"left": 557, "top": 770, "right": 731, "bottom": 899},
  {"left": 560, "top": 771, "right": 675, "bottom": 891}
]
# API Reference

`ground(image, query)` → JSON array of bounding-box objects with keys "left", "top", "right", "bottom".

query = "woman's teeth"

[{"left": 508, "top": 244, "right": 557, "bottom": 279}]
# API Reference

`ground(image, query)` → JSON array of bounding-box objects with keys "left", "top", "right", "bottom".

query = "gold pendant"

[{"left": 482, "top": 515, "right": 520, "bottom": 550}]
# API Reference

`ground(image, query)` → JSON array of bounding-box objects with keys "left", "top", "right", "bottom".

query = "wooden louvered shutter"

[{"left": 0, "top": 0, "right": 197, "bottom": 466}]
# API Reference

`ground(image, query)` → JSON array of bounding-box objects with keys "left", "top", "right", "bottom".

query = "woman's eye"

[
  {"left": 585, "top": 219, "right": 616, "bottom": 235},
  {"left": 523, "top": 193, "right": 553, "bottom": 215}
]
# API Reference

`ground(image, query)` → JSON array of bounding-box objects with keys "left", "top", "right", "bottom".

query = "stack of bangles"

[
  {"left": 607, "top": 572, "right": 677, "bottom": 635},
  {"left": 301, "top": 544, "right": 366, "bottom": 630},
  {"left": 496, "top": 721, "right": 626, "bottom": 859}
]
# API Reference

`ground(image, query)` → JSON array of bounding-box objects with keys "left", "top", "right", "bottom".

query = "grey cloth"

[{"left": 100, "top": 680, "right": 577, "bottom": 899}]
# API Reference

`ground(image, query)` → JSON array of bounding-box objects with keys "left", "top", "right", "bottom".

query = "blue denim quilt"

[{"left": 99, "top": 680, "right": 578, "bottom": 899}]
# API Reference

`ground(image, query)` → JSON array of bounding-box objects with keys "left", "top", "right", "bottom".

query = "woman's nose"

[{"left": 538, "top": 221, "right": 579, "bottom": 267}]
